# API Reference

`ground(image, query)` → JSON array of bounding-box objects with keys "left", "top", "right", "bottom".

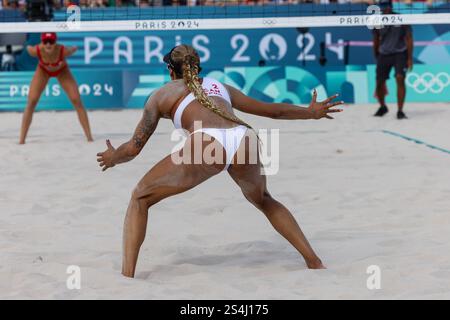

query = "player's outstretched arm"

[{"left": 226, "top": 85, "right": 343, "bottom": 120}]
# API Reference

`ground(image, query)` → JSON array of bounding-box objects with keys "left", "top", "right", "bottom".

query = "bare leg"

[
  {"left": 228, "top": 133, "right": 324, "bottom": 269},
  {"left": 122, "top": 134, "right": 225, "bottom": 277},
  {"left": 58, "top": 68, "right": 93, "bottom": 142},
  {"left": 258, "top": 194, "right": 324, "bottom": 268},
  {"left": 376, "top": 79, "right": 387, "bottom": 107},
  {"left": 19, "top": 67, "right": 49, "bottom": 144},
  {"left": 396, "top": 75, "right": 406, "bottom": 112},
  {"left": 122, "top": 190, "right": 148, "bottom": 278}
]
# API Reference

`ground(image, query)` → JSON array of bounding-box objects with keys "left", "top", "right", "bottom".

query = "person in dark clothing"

[{"left": 373, "top": 0, "right": 413, "bottom": 119}]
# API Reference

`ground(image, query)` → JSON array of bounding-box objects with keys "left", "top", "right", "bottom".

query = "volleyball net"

[{"left": 0, "top": 1, "right": 450, "bottom": 31}]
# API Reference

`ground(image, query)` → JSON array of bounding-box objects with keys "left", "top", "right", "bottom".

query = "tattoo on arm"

[{"left": 133, "top": 107, "right": 158, "bottom": 150}]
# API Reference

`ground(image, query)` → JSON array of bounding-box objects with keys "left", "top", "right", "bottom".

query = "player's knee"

[
  {"left": 261, "top": 192, "right": 274, "bottom": 208},
  {"left": 396, "top": 75, "right": 405, "bottom": 84},
  {"left": 244, "top": 190, "right": 272, "bottom": 210},
  {"left": 70, "top": 97, "right": 82, "bottom": 108},
  {"left": 131, "top": 185, "right": 156, "bottom": 208},
  {"left": 131, "top": 186, "right": 146, "bottom": 200}
]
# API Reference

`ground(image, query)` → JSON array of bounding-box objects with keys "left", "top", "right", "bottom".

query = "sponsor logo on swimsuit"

[{"left": 204, "top": 83, "right": 222, "bottom": 97}]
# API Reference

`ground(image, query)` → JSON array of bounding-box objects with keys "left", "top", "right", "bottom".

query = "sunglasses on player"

[{"left": 43, "top": 39, "right": 56, "bottom": 45}]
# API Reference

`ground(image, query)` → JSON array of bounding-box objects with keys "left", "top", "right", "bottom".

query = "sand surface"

[{"left": 1, "top": 103, "right": 449, "bottom": 299}]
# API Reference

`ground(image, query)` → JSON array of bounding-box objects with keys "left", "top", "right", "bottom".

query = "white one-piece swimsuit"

[{"left": 172, "top": 77, "right": 248, "bottom": 170}]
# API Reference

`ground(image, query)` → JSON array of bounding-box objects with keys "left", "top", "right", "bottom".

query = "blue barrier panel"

[
  {"left": 0, "top": 69, "right": 124, "bottom": 111},
  {"left": 1, "top": 65, "right": 448, "bottom": 112}
]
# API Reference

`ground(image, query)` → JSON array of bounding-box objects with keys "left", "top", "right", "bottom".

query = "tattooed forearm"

[
  {"left": 108, "top": 106, "right": 159, "bottom": 166},
  {"left": 133, "top": 134, "right": 145, "bottom": 149}
]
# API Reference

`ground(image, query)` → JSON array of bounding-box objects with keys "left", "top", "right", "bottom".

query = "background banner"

[
  {"left": 1, "top": 65, "right": 448, "bottom": 111},
  {"left": 14, "top": 23, "right": 450, "bottom": 71}
]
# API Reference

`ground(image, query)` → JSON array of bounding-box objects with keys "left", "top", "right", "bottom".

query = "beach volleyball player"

[
  {"left": 97, "top": 45, "right": 344, "bottom": 278},
  {"left": 19, "top": 32, "right": 93, "bottom": 144}
]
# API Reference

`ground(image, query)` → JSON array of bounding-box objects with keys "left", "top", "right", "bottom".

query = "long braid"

[{"left": 181, "top": 55, "right": 253, "bottom": 130}]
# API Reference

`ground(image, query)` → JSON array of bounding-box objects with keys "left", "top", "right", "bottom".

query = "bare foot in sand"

[{"left": 307, "top": 259, "right": 326, "bottom": 269}]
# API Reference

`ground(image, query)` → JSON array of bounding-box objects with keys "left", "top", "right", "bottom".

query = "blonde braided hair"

[{"left": 169, "top": 45, "right": 253, "bottom": 130}]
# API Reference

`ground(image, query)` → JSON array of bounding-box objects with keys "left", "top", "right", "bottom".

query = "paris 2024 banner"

[{"left": 1, "top": 64, "right": 449, "bottom": 112}]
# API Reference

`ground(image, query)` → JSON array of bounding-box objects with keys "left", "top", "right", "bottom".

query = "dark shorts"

[{"left": 376, "top": 51, "right": 408, "bottom": 82}]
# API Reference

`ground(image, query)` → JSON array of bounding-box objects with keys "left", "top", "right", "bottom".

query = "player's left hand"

[
  {"left": 308, "top": 89, "right": 344, "bottom": 120},
  {"left": 97, "top": 139, "right": 116, "bottom": 172}
]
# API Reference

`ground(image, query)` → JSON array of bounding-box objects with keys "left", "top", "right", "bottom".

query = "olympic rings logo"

[
  {"left": 263, "top": 19, "right": 277, "bottom": 26},
  {"left": 406, "top": 72, "right": 450, "bottom": 94},
  {"left": 56, "top": 22, "right": 68, "bottom": 30}
]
